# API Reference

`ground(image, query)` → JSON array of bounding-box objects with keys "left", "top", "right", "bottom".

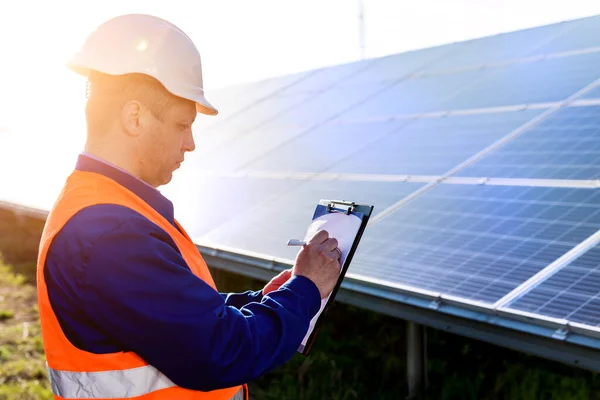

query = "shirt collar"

[{"left": 75, "top": 152, "right": 175, "bottom": 225}]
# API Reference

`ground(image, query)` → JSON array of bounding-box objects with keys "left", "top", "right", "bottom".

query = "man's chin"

[{"left": 160, "top": 172, "right": 174, "bottom": 186}]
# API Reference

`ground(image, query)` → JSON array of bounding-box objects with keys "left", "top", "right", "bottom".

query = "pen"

[{"left": 287, "top": 239, "right": 307, "bottom": 246}]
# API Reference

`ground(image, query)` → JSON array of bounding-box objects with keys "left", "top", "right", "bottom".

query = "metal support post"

[{"left": 407, "top": 321, "right": 427, "bottom": 399}]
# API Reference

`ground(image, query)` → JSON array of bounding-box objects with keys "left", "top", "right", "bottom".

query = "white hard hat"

[{"left": 67, "top": 13, "right": 218, "bottom": 116}]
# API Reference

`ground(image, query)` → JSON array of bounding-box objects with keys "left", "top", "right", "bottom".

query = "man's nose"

[{"left": 184, "top": 131, "right": 196, "bottom": 152}]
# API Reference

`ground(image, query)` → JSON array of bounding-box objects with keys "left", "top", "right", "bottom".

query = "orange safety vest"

[{"left": 37, "top": 169, "right": 248, "bottom": 400}]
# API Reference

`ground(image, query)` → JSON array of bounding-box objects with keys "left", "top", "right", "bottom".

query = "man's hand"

[
  {"left": 262, "top": 269, "right": 292, "bottom": 295},
  {"left": 292, "top": 230, "right": 341, "bottom": 299}
]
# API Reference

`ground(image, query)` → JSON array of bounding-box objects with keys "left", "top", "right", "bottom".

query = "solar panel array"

[{"left": 153, "top": 15, "right": 600, "bottom": 333}]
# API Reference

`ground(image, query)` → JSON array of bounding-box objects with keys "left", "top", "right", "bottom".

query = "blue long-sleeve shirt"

[{"left": 44, "top": 154, "right": 321, "bottom": 391}]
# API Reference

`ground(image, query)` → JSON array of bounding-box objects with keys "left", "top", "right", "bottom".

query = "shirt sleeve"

[
  {"left": 50, "top": 207, "right": 321, "bottom": 391},
  {"left": 220, "top": 290, "right": 264, "bottom": 309}
]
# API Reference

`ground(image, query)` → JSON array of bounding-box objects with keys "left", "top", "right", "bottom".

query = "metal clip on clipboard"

[{"left": 326, "top": 200, "right": 356, "bottom": 215}]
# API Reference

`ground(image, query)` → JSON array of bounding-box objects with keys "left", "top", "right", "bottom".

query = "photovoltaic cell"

[
  {"left": 441, "top": 51, "right": 600, "bottom": 111},
  {"left": 508, "top": 244, "right": 600, "bottom": 326},
  {"left": 198, "top": 180, "right": 423, "bottom": 260},
  {"left": 325, "top": 110, "right": 541, "bottom": 176},
  {"left": 458, "top": 105, "right": 600, "bottom": 180},
  {"left": 348, "top": 184, "right": 600, "bottom": 304}
]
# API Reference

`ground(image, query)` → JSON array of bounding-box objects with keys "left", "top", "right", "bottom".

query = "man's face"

[{"left": 136, "top": 100, "right": 197, "bottom": 187}]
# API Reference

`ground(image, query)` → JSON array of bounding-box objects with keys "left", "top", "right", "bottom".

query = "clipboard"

[{"left": 297, "top": 199, "right": 374, "bottom": 355}]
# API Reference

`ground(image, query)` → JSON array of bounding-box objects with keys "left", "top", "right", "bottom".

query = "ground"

[
  {"left": 1, "top": 207, "right": 600, "bottom": 399},
  {"left": 0, "top": 259, "right": 52, "bottom": 400}
]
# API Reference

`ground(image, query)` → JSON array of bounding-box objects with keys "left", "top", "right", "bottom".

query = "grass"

[
  {"left": 211, "top": 268, "right": 600, "bottom": 400},
  {"left": 0, "top": 258, "right": 53, "bottom": 400},
  {"left": 0, "top": 311, "right": 14, "bottom": 321},
  {"left": 1, "top": 229, "right": 600, "bottom": 399}
]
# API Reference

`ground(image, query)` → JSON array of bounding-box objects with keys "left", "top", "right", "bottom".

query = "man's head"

[
  {"left": 85, "top": 71, "right": 197, "bottom": 187},
  {"left": 66, "top": 13, "right": 218, "bottom": 187}
]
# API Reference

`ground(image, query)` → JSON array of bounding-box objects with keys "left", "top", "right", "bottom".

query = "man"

[{"left": 37, "top": 14, "right": 342, "bottom": 400}]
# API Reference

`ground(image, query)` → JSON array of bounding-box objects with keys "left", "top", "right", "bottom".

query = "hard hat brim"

[{"left": 194, "top": 96, "right": 219, "bottom": 116}]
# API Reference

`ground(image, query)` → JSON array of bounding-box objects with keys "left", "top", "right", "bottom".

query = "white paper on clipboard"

[{"left": 299, "top": 211, "right": 363, "bottom": 349}]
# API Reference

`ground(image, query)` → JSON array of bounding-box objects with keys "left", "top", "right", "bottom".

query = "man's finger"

[
  {"left": 308, "top": 230, "right": 329, "bottom": 245},
  {"left": 323, "top": 238, "right": 339, "bottom": 252},
  {"left": 328, "top": 247, "right": 342, "bottom": 260},
  {"left": 263, "top": 269, "right": 292, "bottom": 295}
]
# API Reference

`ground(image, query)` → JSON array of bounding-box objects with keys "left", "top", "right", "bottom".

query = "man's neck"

[{"left": 82, "top": 148, "right": 159, "bottom": 192}]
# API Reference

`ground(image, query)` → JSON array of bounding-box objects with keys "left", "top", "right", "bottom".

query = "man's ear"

[{"left": 121, "top": 100, "right": 143, "bottom": 137}]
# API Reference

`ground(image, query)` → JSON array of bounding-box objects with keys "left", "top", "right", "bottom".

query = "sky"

[
  {"left": 1, "top": 0, "right": 600, "bottom": 207},
  {"left": 2, "top": 0, "right": 600, "bottom": 130}
]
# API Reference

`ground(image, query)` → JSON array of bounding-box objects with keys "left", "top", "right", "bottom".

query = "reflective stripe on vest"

[{"left": 48, "top": 364, "right": 245, "bottom": 399}]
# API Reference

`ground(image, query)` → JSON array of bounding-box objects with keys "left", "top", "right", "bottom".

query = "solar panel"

[
  {"left": 7, "top": 13, "right": 600, "bottom": 364},
  {"left": 194, "top": 91, "right": 312, "bottom": 156},
  {"left": 341, "top": 43, "right": 463, "bottom": 86},
  {"left": 197, "top": 180, "right": 424, "bottom": 260},
  {"left": 337, "top": 68, "right": 492, "bottom": 120},
  {"left": 201, "top": 53, "right": 430, "bottom": 141},
  {"left": 421, "top": 22, "right": 567, "bottom": 74},
  {"left": 190, "top": 124, "right": 308, "bottom": 173},
  {"left": 508, "top": 244, "right": 600, "bottom": 326},
  {"left": 165, "top": 175, "right": 303, "bottom": 239},
  {"left": 275, "top": 59, "right": 377, "bottom": 94},
  {"left": 200, "top": 64, "right": 380, "bottom": 133},
  {"left": 194, "top": 83, "right": 394, "bottom": 171},
  {"left": 458, "top": 105, "right": 600, "bottom": 180},
  {"left": 241, "top": 119, "right": 403, "bottom": 173},
  {"left": 271, "top": 82, "right": 392, "bottom": 126},
  {"left": 158, "top": 16, "right": 600, "bottom": 339},
  {"left": 348, "top": 184, "right": 600, "bottom": 304},
  {"left": 533, "top": 15, "right": 600, "bottom": 56},
  {"left": 199, "top": 71, "right": 314, "bottom": 130},
  {"left": 324, "top": 110, "right": 542, "bottom": 176},
  {"left": 439, "top": 51, "right": 600, "bottom": 111}
]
